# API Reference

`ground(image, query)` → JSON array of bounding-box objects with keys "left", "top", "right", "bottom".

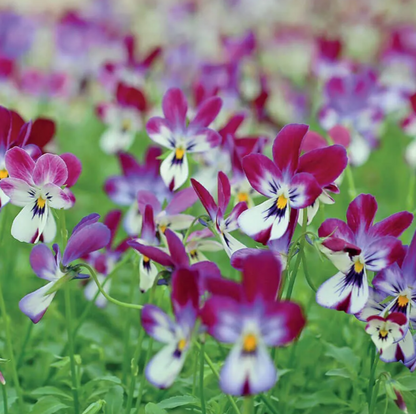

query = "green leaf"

[
  {"left": 31, "top": 386, "right": 72, "bottom": 401},
  {"left": 158, "top": 395, "right": 199, "bottom": 409},
  {"left": 145, "top": 403, "right": 168, "bottom": 414},
  {"left": 324, "top": 343, "right": 360, "bottom": 373},
  {"left": 30, "top": 396, "right": 69, "bottom": 414},
  {"left": 325, "top": 368, "right": 352, "bottom": 379},
  {"left": 104, "top": 386, "right": 123, "bottom": 414},
  {"left": 294, "top": 390, "right": 348, "bottom": 409},
  {"left": 83, "top": 400, "right": 106, "bottom": 414}
]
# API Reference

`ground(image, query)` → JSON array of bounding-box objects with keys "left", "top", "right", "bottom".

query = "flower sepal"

[{"left": 45, "top": 272, "right": 75, "bottom": 295}]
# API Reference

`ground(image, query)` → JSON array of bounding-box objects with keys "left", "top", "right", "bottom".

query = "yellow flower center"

[
  {"left": 37, "top": 197, "right": 46, "bottom": 209},
  {"left": 379, "top": 329, "right": 388, "bottom": 338},
  {"left": 178, "top": 338, "right": 187, "bottom": 351},
  {"left": 175, "top": 148, "right": 185, "bottom": 160},
  {"left": 143, "top": 255, "right": 150, "bottom": 263},
  {"left": 276, "top": 194, "right": 288, "bottom": 210},
  {"left": 238, "top": 192, "right": 248, "bottom": 202},
  {"left": 159, "top": 225, "right": 167, "bottom": 234},
  {"left": 398, "top": 295, "right": 409, "bottom": 308},
  {"left": 354, "top": 261, "right": 364, "bottom": 273},
  {"left": 121, "top": 118, "right": 132, "bottom": 132},
  {"left": 243, "top": 333, "right": 257, "bottom": 353},
  {"left": 190, "top": 249, "right": 198, "bottom": 258},
  {"left": 0, "top": 169, "right": 8, "bottom": 179}
]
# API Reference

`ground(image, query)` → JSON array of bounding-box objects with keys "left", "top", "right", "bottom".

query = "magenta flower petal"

[
  {"left": 186, "top": 128, "right": 222, "bottom": 152},
  {"left": 242, "top": 153, "right": 283, "bottom": 197},
  {"left": 230, "top": 248, "right": 262, "bottom": 271},
  {"left": 165, "top": 187, "right": 197, "bottom": 215},
  {"left": 204, "top": 276, "right": 242, "bottom": 301},
  {"left": 191, "top": 178, "right": 217, "bottom": 219},
  {"left": 5, "top": 146, "right": 35, "bottom": 184},
  {"left": 218, "top": 171, "right": 231, "bottom": 213},
  {"left": 288, "top": 172, "right": 322, "bottom": 209},
  {"left": 33, "top": 153, "right": 68, "bottom": 187},
  {"left": 60, "top": 153, "right": 82, "bottom": 187},
  {"left": 262, "top": 301, "right": 306, "bottom": 346},
  {"left": 43, "top": 183, "right": 74, "bottom": 210},
  {"left": 364, "top": 236, "right": 404, "bottom": 272},
  {"left": 402, "top": 231, "right": 416, "bottom": 284},
  {"left": 272, "top": 124, "right": 308, "bottom": 177},
  {"left": 370, "top": 211, "right": 413, "bottom": 239},
  {"left": 242, "top": 251, "right": 281, "bottom": 303},
  {"left": 189, "top": 96, "right": 222, "bottom": 128},
  {"left": 104, "top": 210, "right": 122, "bottom": 248},
  {"left": 301, "top": 131, "right": 327, "bottom": 152},
  {"left": 71, "top": 213, "right": 100, "bottom": 236},
  {"left": 346, "top": 194, "right": 378, "bottom": 235},
  {"left": 142, "top": 304, "right": 176, "bottom": 343},
  {"left": 146, "top": 117, "right": 175, "bottom": 149},
  {"left": 165, "top": 229, "right": 189, "bottom": 267},
  {"left": 30, "top": 244, "right": 59, "bottom": 281},
  {"left": 63, "top": 222, "right": 111, "bottom": 266},
  {"left": 373, "top": 263, "right": 405, "bottom": 298},
  {"left": 328, "top": 125, "right": 350, "bottom": 148},
  {"left": 119, "top": 152, "right": 141, "bottom": 176},
  {"left": 171, "top": 268, "right": 199, "bottom": 320},
  {"left": 162, "top": 88, "right": 188, "bottom": 130},
  {"left": 137, "top": 190, "right": 161, "bottom": 215},
  {"left": 141, "top": 205, "right": 156, "bottom": 244},
  {"left": 226, "top": 201, "right": 248, "bottom": 231},
  {"left": 128, "top": 240, "right": 173, "bottom": 267},
  {"left": 297, "top": 145, "right": 347, "bottom": 187},
  {"left": 318, "top": 218, "right": 356, "bottom": 244}
]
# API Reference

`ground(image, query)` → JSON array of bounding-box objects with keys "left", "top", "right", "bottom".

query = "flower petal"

[
  {"left": 137, "top": 190, "right": 161, "bottom": 215},
  {"left": 162, "top": 88, "right": 188, "bottom": 130},
  {"left": 0, "top": 178, "right": 33, "bottom": 207},
  {"left": 60, "top": 153, "right": 82, "bottom": 187},
  {"left": 165, "top": 229, "right": 189, "bottom": 268},
  {"left": 316, "top": 270, "right": 369, "bottom": 314},
  {"left": 11, "top": 203, "right": 48, "bottom": 243},
  {"left": 220, "top": 231, "right": 247, "bottom": 257},
  {"left": 186, "top": 128, "right": 222, "bottom": 152},
  {"left": 5, "top": 147, "right": 35, "bottom": 185},
  {"left": 146, "top": 117, "right": 175, "bottom": 149},
  {"left": 318, "top": 218, "right": 356, "bottom": 245},
  {"left": 19, "top": 282, "right": 57, "bottom": 323},
  {"left": 370, "top": 211, "right": 413, "bottom": 239},
  {"left": 380, "top": 330, "right": 416, "bottom": 364},
  {"left": 364, "top": 236, "right": 404, "bottom": 272},
  {"left": 139, "top": 256, "right": 159, "bottom": 293},
  {"left": 218, "top": 171, "right": 231, "bottom": 213},
  {"left": 191, "top": 178, "right": 217, "bottom": 219},
  {"left": 272, "top": 124, "right": 308, "bottom": 178},
  {"left": 100, "top": 128, "right": 135, "bottom": 155},
  {"left": 166, "top": 187, "right": 197, "bottom": 215},
  {"left": 220, "top": 341, "right": 277, "bottom": 396},
  {"left": 30, "top": 244, "right": 59, "bottom": 281},
  {"left": 189, "top": 96, "right": 222, "bottom": 128},
  {"left": 242, "top": 153, "right": 282, "bottom": 198},
  {"left": 104, "top": 176, "right": 134, "bottom": 206},
  {"left": 288, "top": 172, "right": 322, "bottom": 209},
  {"left": 142, "top": 304, "right": 176, "bottom": 343},
  {"left": 128, "top": 241, "right": 173, "bottom": 267},
  {"left": 141, "top": 205, "right": 157, "bottom": 244},
  {"left": 372, "top": 263, "right": 405, "bottom": 297},
  {"left": 43, "top": 183, "right": 74, "bottom": 210},
  {"left": 225, "top": 202, "right": 248, "bottom": 232},
  {"left": 297, "top": 144, "right": 348, "bottom": 187},
  {"left": 160, "top": 151, "right": 189, "bottom": 191},
  {"left": 33, "top": 153, "right": 68, "bottom": 187},
  {"left": 346, "top": 194, "right": 377, "bottom": 236}
]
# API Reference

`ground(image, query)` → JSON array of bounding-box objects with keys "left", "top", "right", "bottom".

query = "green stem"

[
  {"left": 345, "top": 164, "right": 357, "bottom": 199},
  {"left": 1, "top": 383, "right": 7, "bottom": 414},
  {"left": 122, "top": 264, "right": 139, "bottom": 385},
  {"left": 407, "top": 172, "right": 416, "bottom": 211},
  {"left": 64, "top": 286, "right": 80, "bottom": 414},
  {"left": 0, "top": 282, "right": 23, "bottom": 410},
  {"left": 243, "top": 397, "right": 253, "bottom": 414},
  {"left": 79, "top": 264, "right": 143, "bottom": 310},
  {"left": 199, "top": 341, "right": 206, "bottom": 414},
  {"left": 194, "top": 342, "right": 241, "bottom": 414},
  {"left": 59, "top": 209, "right": 80, "bottom": 414},
  {"left": 192, "top": 348, "right": 198, "bottom": 396},
  {"left": 367, "top": 345, "right": 379, "bottom": 411},
  {"left": 301, "top": 250, "right": 316, "bottom": 292},
  {"left": 369, "top": 379, "right": 381, "bottom": 414},
  {"left": 285, "top": 209, "right": 308, "bottom": 300},
  {"left": 17, "top": 322, "right": 33, "bottom": 368},
  {"left": 184, "top": 216, "right": 201, "bottom": 243}
]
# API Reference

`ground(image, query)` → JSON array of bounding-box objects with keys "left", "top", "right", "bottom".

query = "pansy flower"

[
  {"left": 136, "top": 187, "right": 197, "bottom": 240},
  {"left": 0, "top": 147, "right": 81, "bottom": 243},
  {"left": 104, "top": 148, "right": 171, "bottom": 235},
  {"left": 84, "top": 210, "right": 130, "bottom": 307},
  {"left": 146, "top": 88, "right": 222, "bottom": 190},
  {"left": 97, "top": 82, "right": 147, "bottom": 154},
  {"left": 316, "top": 194, "right": 412, "bottom": 314},
  {"left": 129, "top": 229, "right": 220, "bottom": 290},
  {"left": 191, "top": 172, "right": 247, "bottom": 257},
  {"left": 201, "top": 251, "right": 305, "bottom": 395},
  {"left": 20, "top": 214, "right": 110, "bottom": 323},
  {"left": 185, "top": 228, "right": 223, "bottom": 264},
  {"left": 238, "top": 124, "right": 346, "bottom": 244},
  {"left": 141, "top": 268, "right": 199, "bottom": 388}
]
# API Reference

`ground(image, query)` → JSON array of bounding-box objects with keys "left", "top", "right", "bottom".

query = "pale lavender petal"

[
  {"left": 30, "top": 244, "right": 59, "bottom": 281},
  {"left": 19, "top": 283, "right": 57, "bottom": 324}
]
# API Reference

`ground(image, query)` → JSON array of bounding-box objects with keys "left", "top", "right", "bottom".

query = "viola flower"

[
  {"left": 20, "top": 214, "right": 110, "bottom": 323},
  {"left": 84, "top": 210, "right": 130, "bottom": 307},
  {"left": 146, "top": 88, "right": 222, "bottom": 190},
  {"left": 316, "top": 194, "right": 412, "bottom": 314},
  {"left": 318, "top": 69, "right": 384, "bottom": 166},
  {"left": 402, "top": 94, "right": 416, "bottom": 169},
  {"left": 104, "top": 148, "right": 171, "bottom": 235},
  {"left": 370, "top": 230, "right": 416, "bottom": 328},
  {"left": 136, "top": 187, "right": 197, "bottom": 240},
  {"left": 185, "top": 228, "right": 223, "bottom": 264},
  {"left": 201, "top": 251, "right": 305, "bottom": 395},
  {"left": 297, "top": 126, "right": 350, "bottom": 225},
  {"left": 238, "top": 124, "right": 346, "bottom": 244},
  {"left": 191, "top": 172, "right": 247, "bottom": 257},
  {"left": 141, "top": 268, "right": 199, "bottom": 388},
  {"left": 365, "top": 313, "right": 407, "bottom": 355},
  {"left": 129, "top": 229, "right": 220, "bottom": 289},
  {"left": 0, "top": 147, "right": 81, "bottom": 243},
  {"left": 97, "top": 82, "right": 147, "bottom": 154}
]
